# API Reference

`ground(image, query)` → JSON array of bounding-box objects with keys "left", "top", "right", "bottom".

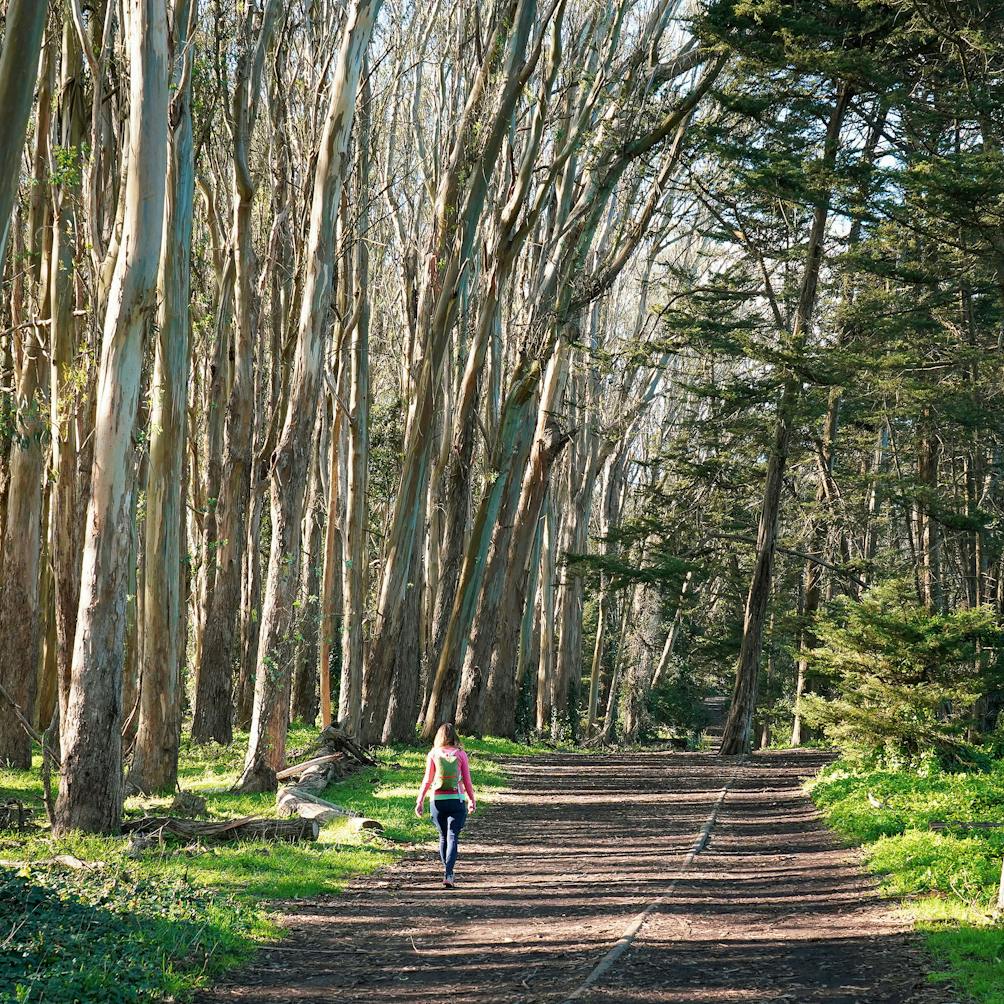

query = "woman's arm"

[
  {"left": 414, "top": 752, "right": 435, "bottom": 815},
  {"left": 459, "top": 750, "right": 476, "bottom": 812}
]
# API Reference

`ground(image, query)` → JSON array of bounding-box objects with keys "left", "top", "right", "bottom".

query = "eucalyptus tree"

[
  {"left": 129, "top": 0, "right": 197, "bottom": 793},
  {"left": 0, "top": 7, "right": 54, "bottom": 766},
  {"left": 419, "top": 0, "right": 722, "bottom": 739},
  {"left": 56, "top": 0, "right": 170, "bottom": 834},
  {"left": 361, "top": 0, "right": 562, "bottom": 744},
  {"left": 238, "top": 0, "right": 383, "bottom": 790},
  {"left": 48, "top": 16, "right": 91, "bottom": 745},
  {"left": 192, "top": 0, "right": 282, "bottom": 746}
]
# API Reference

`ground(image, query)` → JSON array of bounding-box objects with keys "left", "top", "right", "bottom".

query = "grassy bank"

[
  {"left": 808, "top": 758, "right": 1004, "bottom": 1004},
  {"left": 0, "top": 730, "right": 548, "bottom": 1004}
]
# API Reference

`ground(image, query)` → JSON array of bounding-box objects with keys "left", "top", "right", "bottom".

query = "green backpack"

[{"left": 433, "top": 751, "right": 461, "bottom": 791}]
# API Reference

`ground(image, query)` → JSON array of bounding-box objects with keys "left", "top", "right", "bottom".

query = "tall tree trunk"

[
  {"left": 236, "top": 480, "right": 265, "bottom": 730},
  {"left": 362, "top": 1, "right": 544, "bottom": 743},
  {"left": 791, "top": 386, "right": 841, "bottom": 746},
  {"left": 719, "top": 85, "right": 850, "bottom": 756},
  {"left": 601, "top": 586, "right": 637, "bottom": 744},
  {"left": 339, "top": 65, "right": 372, "bottom": 737},
  {"left": 193, "top": 3, "right": 280, "bottom": 744},
  {"left": 382, "top": 540, "right": 425, "bottom": 741},
  {"left": 49, "top": 18, "right": 90, "bottom": 752},
  {"left": 535, "top": 498, "right": 558, "bottom": 732},
  {"left": 238, "top": 0, "right": 381, "bottom": 789},
  {"left": 192, "top": 254, "right": 235, "bottom": 684},
  {"left": 0, "top": 30, "right": 54, "bottom": 767},
  {"left": 421, "top": 364, "right": 540, "bottom": 736},
  {"left": 479, "top": 418, "right": 570, "bottom": 736},
  {"left": 0, "top": 0, "right": 48, "bottom": 268},
  {"left": 322, "top": 393, "right": 344, "bottom": 729},
  {"left": 129, "top": 0, "right": 196, "bottom": 792},
  {"left": 291, "top": 433, "right": 324, "bottom": 724},
  {"left": 551, "top": 372, "right": 602, "bottom": 741},
  {"left": 918, "top": 414, "right": 943, "bottom": 612},
  {"left": 585, "top": 452, "right": 624, "bottom": 736},
  {"left": 56, "top": 0, "right": 170, "bottom": 834}
]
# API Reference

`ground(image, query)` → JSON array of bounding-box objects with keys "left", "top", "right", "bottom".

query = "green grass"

[
  {"left": 808, "top": 758, "right": 1004, "bottom": 1004},
  {"left": 0, "top": 729, "right": 551, "bottom": 1003}
]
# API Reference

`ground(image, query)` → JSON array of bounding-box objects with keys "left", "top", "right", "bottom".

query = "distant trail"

[{"left": 195, "top": 751, "right": 950, "bottom": 1004}]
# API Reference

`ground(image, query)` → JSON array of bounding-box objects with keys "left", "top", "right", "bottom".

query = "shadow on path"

[{"left": 195, "top": 751, "right": 952, "bottom": 1004}]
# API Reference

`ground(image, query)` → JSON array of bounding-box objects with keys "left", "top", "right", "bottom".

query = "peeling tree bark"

[
  {"left": 130, "top": 0, "right": 196, "bottom": 793},
  {"left": 56, "top": 0, "right": 170, "bottom": 835}
]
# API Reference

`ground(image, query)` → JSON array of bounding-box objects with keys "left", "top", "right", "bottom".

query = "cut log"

[
  {"left": 349, "top": 816, "right": 384, "bottom": 833},
  {"left": 122, "top": 814, "right": 319, "bottom": 842}
]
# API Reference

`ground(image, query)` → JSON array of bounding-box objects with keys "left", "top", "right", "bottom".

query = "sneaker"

[{"left": 444, "top": 876, "right": 455, "bottom": 889}]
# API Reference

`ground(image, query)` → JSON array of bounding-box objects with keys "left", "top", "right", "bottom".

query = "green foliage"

[
  {"left": 0, "top": 867, "right": 265, "bottom": 1004},
  {"left": 645, "top": 662, "right": 710, "bottom": 738},
  {"left": 800, "top": 581, "right": 1001, "bottom": 765},
  {"left": 809, "top": 757, "right": 1004, "bottom": 1003}
]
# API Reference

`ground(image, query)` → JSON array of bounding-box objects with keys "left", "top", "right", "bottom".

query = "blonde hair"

[{"left": 433, "top": 722, "right": 461, "bottom": 748}]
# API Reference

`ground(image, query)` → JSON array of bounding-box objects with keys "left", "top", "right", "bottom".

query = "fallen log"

[
  {"left": 0, "top": 854, "right": 103, "bottom": 870},
  {"left": 928, "top": 820, "right": 1004, "bottom": 832},
  {"left": 273, "top": 722, "right": 381, "bottom": 830},
  {"left": 276, "top": 787, "right": 383, "bottom": 831},
  {"left": 122, "top": 814, "right": 320, "bottom": 843},
  {"left": 277, "top": 788, "right": 356, "bottom": 823},
  {"left": 275, "top": 753, "right": 346, "bottom": 781}
]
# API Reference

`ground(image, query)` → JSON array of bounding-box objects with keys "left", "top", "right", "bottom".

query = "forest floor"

[{"left": 195, "top": 750, "right": 956, "bottom": 1004}]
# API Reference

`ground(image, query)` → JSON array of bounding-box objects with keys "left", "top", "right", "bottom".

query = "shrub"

[{"left": 799, "top": 580, "right": 1002, "bottom": 766}]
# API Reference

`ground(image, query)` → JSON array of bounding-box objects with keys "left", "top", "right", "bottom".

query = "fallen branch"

[
  {"left": 0, "top": 681, "right": 61, "bottom": 769},
  {"left": 121, "top": 814, "right": 320, "bottom": 843}
]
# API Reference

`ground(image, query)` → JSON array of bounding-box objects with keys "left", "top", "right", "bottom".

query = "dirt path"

[{"left": 196, "top": 751, "right": 954, "bottom": 1004}]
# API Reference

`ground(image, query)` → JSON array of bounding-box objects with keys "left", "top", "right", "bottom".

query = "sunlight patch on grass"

[
  {"left": 0, "top": 730, "right": 555, "bottom": 1002},
  {"left": 809, "top": 758, "right": 1004, "bottom": 1004}
]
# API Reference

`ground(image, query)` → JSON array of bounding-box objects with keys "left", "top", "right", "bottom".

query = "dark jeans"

[{"left": 430, "top": 797, "right": 467, "bottom": 877}]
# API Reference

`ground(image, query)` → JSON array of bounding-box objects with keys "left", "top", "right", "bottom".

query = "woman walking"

[{"left": 415, "top": 723, "right": 476, "bottom": 888}]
